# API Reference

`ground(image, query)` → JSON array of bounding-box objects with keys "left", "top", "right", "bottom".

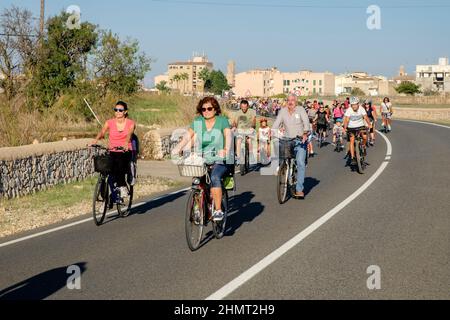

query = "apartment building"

[
  {"left": 154, "top": 54, "right": 213, "bottom": 94},
  {"left": 416, "top": 57, "right": 450, "bottom": 93},
  {"left": 233, "top": 68, "right": 335, "bottom": 97},
  {"left": 335, "top": 72, "right": 391, "bottom": 96}
]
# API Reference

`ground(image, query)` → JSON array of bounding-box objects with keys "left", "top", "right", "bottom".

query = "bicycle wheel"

[
  {"left": 93, "top": 175, "right": 109, "bottom": 226},
  {"left": 245, "top": 141, "right": 250, "bottom": 172},
  {"left": 185, "top": 189, "right": 205, "bottom": 251},
  {"left": 212, "top": 188, "right": 228, "bottom": 239},
  {"left": 355, "top": 140, "right": 364, "bottom": 174},
  {"left": 290, "top": 161, "right": 298, "bottom": 197},
  {"left": 277, "top": 161, "right": 289, "bottom": 204},
  {"left": 240, "top": 138, "right": 247, "bottom": 176},
  {"left": 117, "top": 183, "right": 134, "bottom": 217}
]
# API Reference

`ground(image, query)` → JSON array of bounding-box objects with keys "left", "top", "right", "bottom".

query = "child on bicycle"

[{"left": 332, "top": 118, "right": 344, "bottom": 150}]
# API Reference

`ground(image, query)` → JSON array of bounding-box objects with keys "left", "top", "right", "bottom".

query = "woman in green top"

[{"left": 173, "top": 97, "right": 232, "bottom": 221}]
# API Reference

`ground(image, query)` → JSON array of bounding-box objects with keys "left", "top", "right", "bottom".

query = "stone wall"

[
  {"left": 140, "top": 126, "right": 184, "bottom": 160},
  {"left": 393, "top": 108, "right": 450, "bottom": 122},
  {"left": 0, "top": 139, "right": 102, "bottom": 199}
]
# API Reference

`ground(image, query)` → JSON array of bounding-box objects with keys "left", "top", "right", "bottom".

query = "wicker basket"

[{"left": 177, "top": 164, "right": 207, "bottom": 177}]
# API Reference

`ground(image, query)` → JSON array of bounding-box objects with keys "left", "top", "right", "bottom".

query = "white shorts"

[{"left": 382, "top": 112, "right": 392, "bottom": 120}]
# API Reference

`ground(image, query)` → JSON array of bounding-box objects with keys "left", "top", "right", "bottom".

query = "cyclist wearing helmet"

[
  {"left": 332, "top": 118, "right": 344, "bottom": 150},
  {"left": 343, "top": 97, "right": 371, "bottom": 165}
]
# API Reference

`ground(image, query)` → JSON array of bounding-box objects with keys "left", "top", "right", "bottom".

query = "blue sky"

[{"left": 2, "top": 0, "right": 449, "bottom": 87}]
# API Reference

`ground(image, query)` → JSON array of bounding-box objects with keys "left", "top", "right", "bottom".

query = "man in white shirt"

[{"left": 343, "top": 96, "right": 372, "bottom": 165}]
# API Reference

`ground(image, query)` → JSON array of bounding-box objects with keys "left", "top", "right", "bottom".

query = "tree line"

[{"left": 0, "top": 5, "right": 151, "bottom": 111}]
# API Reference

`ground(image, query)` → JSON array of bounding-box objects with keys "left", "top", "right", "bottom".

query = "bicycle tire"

[
  {"left": 185, "top": 189, "right": 205, "bottom": 251},
  {"left": 93, "top": 175, "right": 108, "bottom": 226},
  {"left": 116, "top": 184, "right": 134, "bottom": 217},
  {"left": 277, "top": 161, "right": 289, "bottom": 204},
  {"left": 212, "top": 188, "right": 228, "bottom": 239},
  {"left": 355, "top": 140, "right": 364, "bottom": 174},
  {"left": 290, "top": 161, "right": 298, "bottom": 197},
  {"left": 245, "top": 141, "right": 250, "bottom": 172}
]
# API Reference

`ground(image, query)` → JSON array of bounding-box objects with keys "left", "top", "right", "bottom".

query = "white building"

[
  {"left": 335, "top": 72, "right": 389, "bottom": 96},
  {"left": 416, "top": 57, "right": 450, "bottom": 93}
]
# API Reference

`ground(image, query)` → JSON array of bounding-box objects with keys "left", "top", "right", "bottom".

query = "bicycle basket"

[
  {"left": 177, "top": 163, "right": 207, "bottom": 177},
  {"left": 278, "top": 139, "right": 295, "bottom": 159},
  {"left": 94, "top": 154, "right": 112, "bottom": 174}
]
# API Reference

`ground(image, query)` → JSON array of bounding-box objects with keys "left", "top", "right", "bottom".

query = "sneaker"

[
  {"left": 119, "top": 186, "right": 129, "bottom": 199},
  {"left": 213, "top": 210, "right": 224, "bottom": 221},
  {"left": 369, "top": 141, "right": 374, "bottom": 146},
  {"left": 351, "top": 157, "right": 357, "bottom": 165}
]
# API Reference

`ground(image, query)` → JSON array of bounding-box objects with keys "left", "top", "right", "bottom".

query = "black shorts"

[
  {"left": 317, "top": 123, "right": 327, "bottom": 132},
  {"left": 347, "top": 126, "right": 367, "bottom": 139},
  {"left": 368, "top": 117, "right": 375, "bottom": 133}
]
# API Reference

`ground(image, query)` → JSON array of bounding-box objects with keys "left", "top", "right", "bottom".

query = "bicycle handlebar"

[{"left": 90, "top": 144, "right": 125, "bottom": 152}]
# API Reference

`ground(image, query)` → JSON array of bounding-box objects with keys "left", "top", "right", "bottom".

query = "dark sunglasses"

[
  {"left": 201, "top": 107, "right": 214, "bottom": 112},
  {"left": 114, "top": 108, "right": 125, "bottom": 112}
]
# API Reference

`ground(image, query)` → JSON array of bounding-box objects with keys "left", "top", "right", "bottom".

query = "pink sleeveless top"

[{"left": 107, "top": 118, "right": 135, "bottom": 152}]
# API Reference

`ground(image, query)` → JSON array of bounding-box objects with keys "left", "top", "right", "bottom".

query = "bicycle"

[
  {"left": 178, "top": 153, "right": 233, "bottom": 251},
  {"left": 351, "top": 130, "right": 367, "bottom": 174},
  {"left": 316, "top": 124, "right": 327, "bottom": 149},
  {"left": 334, "top": 132, "right": 343, "bottom": 152},
  {"left": 277, "top": 138, "right": 298, "bottom": 204},
  {"left": 235, "top": 132, "right": 251, "bottom": 176},
  {"left": 91, "top": 145, "right": 134, "bottom": 226}
]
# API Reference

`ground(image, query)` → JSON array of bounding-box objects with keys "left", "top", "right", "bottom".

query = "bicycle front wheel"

[
  {"left": 277, "top": 161, "right": 289, "bottom": 204},
  {"left": 212, "top": 188, "right": 228, "bottom": 239},
  {"left": 185, "top": 189, "right": 205, "bottom": 251},
  {"left": 93, "top": 175, "right": 109, "bottom": 226},
  {"left": 355, "top": 140, "right": 364, "bottom": 174}
]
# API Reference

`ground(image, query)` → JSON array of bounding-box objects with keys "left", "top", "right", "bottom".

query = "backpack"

[{"left": 131, "top": 133, "right": 140, "bottom": 162}]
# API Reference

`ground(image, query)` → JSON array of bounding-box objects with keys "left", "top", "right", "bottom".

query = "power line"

[
  {"left": 152, "top": 0, "right": 450, "bottom": 9},
  {"left": 0, "top": 33, "right": 39, "bottom": 37}
]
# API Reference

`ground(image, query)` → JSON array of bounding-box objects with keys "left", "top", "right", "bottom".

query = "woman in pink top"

[{"left": 91, "top": 101, "right": 136, "bottom": 202}]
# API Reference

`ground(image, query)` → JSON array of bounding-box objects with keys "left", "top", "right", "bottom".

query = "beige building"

[
  {"left": 227, "top": 60, "right": 235, "bottom": 88},
  {"left": 154, "top": 74, "right": 169, "bottom": 87},
  {"left": 416, "top": 57, "right": 450, "bottom": 93},
  {"left": 393, "top": 65, "right": 415, "bottom": 84},
  {"left": 233, "top": 67, "right": 335, "bottom": 97},
  {"left": 335, "top": 72, "right": 392, "bottom": 96},
  {"left": 168, "top": 55, "right": 213, "bottom": 94},
  {"left": 154, "top": 55, "right": 213, "bottom": 94}
]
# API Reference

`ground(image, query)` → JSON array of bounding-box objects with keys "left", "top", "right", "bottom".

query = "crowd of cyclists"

[{"left": 90, "top": 95, "right": 394, "bottom": 223}]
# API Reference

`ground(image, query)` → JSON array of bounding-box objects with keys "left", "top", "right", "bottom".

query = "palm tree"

[
  {"left": 171, "top": 74, "right": 181, "bottom": 93},
  {"left": 180, "top": 72, "right": 189, "bottom": 94}
]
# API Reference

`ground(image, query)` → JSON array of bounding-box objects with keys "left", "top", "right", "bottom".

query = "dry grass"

[{"left": 0, "top": 92, "right": 201, "bottom": 147}]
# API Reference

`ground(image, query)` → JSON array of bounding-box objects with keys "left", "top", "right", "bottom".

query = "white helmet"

[{"left": 349, "top": 96, "right": 360, "bottom": 105}]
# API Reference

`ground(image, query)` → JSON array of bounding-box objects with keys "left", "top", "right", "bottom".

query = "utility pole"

[{"left": 39, "top": 0, "right": 45, "bottom": 39}]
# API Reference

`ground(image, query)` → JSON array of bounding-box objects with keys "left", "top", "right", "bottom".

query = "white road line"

[
  {"left": 396, "top": 119, "right": 450, "bottom": 129},
  {"left": 206, "top": 132, "right": 392, "bottom": 300},
  {"left": 0, "top": 188, "right": 191, "bottom": 248}
]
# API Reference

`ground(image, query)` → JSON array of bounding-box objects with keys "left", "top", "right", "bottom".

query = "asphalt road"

[{"left": 0, "top": 120, "right": 449, "bottom": 300}]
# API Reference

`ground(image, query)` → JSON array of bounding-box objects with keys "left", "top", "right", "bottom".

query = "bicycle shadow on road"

[
  {"left": 225, "top": 191, "right": 265, "bottom": 237},
  {"left": 0, "top": 262, "right": 87, "bottom": 300},
  {"left": 303, "top": 177, "right": 320, "bottom": 196},
  {"left": 130, "top": 190, "right": 188, "bottom": 216}
]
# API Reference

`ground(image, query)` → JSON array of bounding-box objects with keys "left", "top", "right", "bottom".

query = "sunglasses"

[
  {"left": 114, "top": 108, "right": 125, "bottom": 112},
  {"left": 201, "top": 107, "right": 214, "bottom": 112}
]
